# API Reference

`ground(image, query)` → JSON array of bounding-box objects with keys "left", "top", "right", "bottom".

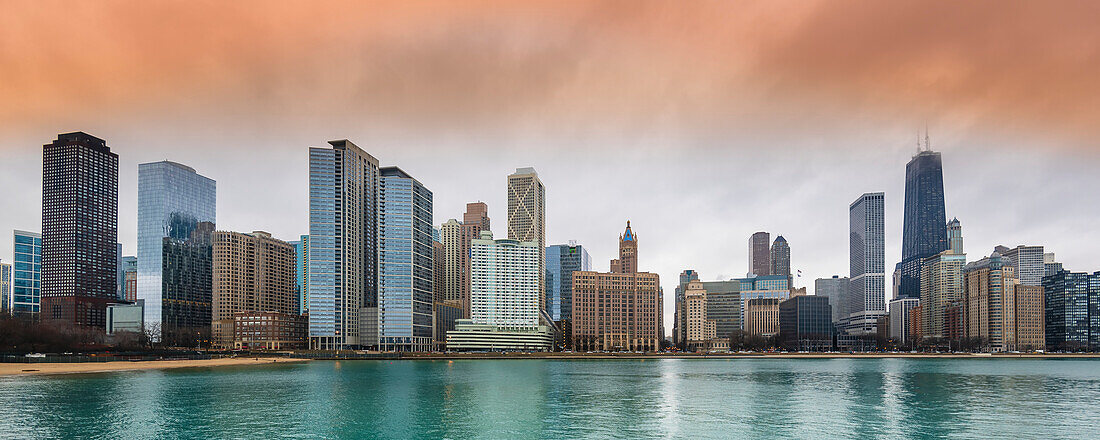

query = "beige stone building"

[
  {"left": 507, "top": 168, "right": 546, "bottom": 312},
  {"left": 745, "top": 298, "right": 780, "bottom": 337},
  {"left": 572, "top": 222, "right": 662, "bottom": 352},
  {"left": 683, "top": 281, "right": 716, "bottom": 350},
  {"left": 963, "top": 251, "right": 1045, "bottom": 352},
  {"left": 212, "top": 231, "right": 298, "bottom": 348},
  {"left": 441, "top": 203, "right": 491, "bottom": 318}
]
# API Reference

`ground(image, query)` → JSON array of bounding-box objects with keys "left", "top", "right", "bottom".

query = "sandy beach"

[{"left": 0, "top": 357, "right": 309, "bottom": 377}]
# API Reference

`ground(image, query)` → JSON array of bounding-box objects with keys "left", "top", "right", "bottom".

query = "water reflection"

[{"left": 0, "top": 359, "right": 1098, "bottom": 439}]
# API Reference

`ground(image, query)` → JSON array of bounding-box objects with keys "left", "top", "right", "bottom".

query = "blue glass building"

[
  {"left": 377, "top": 167, "right": 434, "bottom": 351},
  {"left": 308, "top": 140, "right": 379, "bottom": 350},
  {"left": 137, "top": 161, "right": 216, "bottom": 342},
  {"left": 11, "top": 230, "right": 41, "bottom": 317},
  {"left": 1044, "top": 270, "right": 1100, "bottom": 351},
  {"left": 899, "top": 148, "right": 947, "bottom": 300},
  {"left": 545, "top": 243, "right": 591, "bottom": 321}
]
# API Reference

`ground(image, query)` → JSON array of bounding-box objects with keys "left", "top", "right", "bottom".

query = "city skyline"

[{"left": 3, "top": 2, "right": 1100, "bottom": 336}]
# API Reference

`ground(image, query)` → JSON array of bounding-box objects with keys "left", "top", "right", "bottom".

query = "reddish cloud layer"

[{"left": 2, "top": 1, "right": 1098, "bottom": 145}]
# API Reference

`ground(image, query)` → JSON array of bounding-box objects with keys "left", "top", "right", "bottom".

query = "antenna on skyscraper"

[{"left": 924, "top": 122, "right": 931, "bottom": 152}]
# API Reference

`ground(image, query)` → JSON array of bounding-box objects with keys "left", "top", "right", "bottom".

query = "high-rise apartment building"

[
  {"left": 899, "top": 144, "right": 948, "bottom": 300},
  {"left": 308, "top": 140, "right": 380, "bottom": 350},
  {"left": 41, "top": 132, "right": 118, "bottom": 328},
  {"left": 998, "top": 245, "right": 1046, "bottom": 287},
  {"left": 294, "top": 235, "right": 309, "bottom": 314},
  {"left": 770, "top": 236, "right": 791, "bottom": 280},
  {"left": 572, "top": 222, "right": 662, "bottom": 352},
  {"left": 376, "top": 167, "right": 434, "bottom": 352},
  {"left": 815, "top": 276, "right": 849, "bottom": 323},
  {"left": 546, "top": 242, "right": 592, "bottom": 321},
  {"left": 446, "top": 231, "right": 552, "bottom": 351},
  {"left": 673, "top": 269, "right": 700, "bottom": 348},
  {"left": 137, "top": 160, "right": 216, "bottom": 343},
  {"left": 441, "top": 203, "right": 491, "bottom": 318},
  {"left": 920, "top": 218, "right": 966, "bottom": 340},
  {"left": 1043, "top": 270, "right": 1100, "bottom": 351},
  {"left": 507, "top": 168, "right": 546, "bottom": 313},
  {"left": 843, "top": 192, "right": 886, "bottom": 343},
  {"left": 749, "top": 232, "right": 771, "bottom": 277},
  {"left": 432, "top": 228, "right": 445, "bottom": 304},
  {"left": 10, "top": 230, "right": 41, "bottom": 317},
  {"left": 212, "top": 231, "right": 298, "bottom": 347},
  {"left": 963, "top": 251, "right": 1045, "bottom": 352}
]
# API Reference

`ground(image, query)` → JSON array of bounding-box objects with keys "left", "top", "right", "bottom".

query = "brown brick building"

[
  {"left": 232, "top": 311, "right": 306, "bottom": 350},
  {"left": 442, "top": 202, "right": 491, "bottom": 318},
  {"left": 212, "top": 231, "right": 299, "bottom": 348},
  {"left": 572, "top": 222, "right": 662, "bottom": 352}
]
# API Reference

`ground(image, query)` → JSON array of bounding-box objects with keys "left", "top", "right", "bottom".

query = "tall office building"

[
  {"left": 0, "top": 262, "right": 9, "bottom": 315},
  {"left": 376, "top": 167, "right": 434, "bottom": 352},
  {"left": 121, "top": 256, "right": 137, "bottom": 302},
  {"left": 815, "top": 276, "right": 849, "bottom": 323},
  {"left": 137, "top": 160, "right": 216, "bottom": 343},
  {"left": 899, "top": 143, "right": 948, "bottom": 300},
  {"left": 572, "top": 222, "right": 662, "bottom": 351},
  {"left": 41, "top": 132, "right": 118, "bottom": 328},
  {"left": 844, "top": 192, "right": 886, "bottom": 341},
  {"left": 770, "top": 236, "right": 791, "bottom": 281},
  {"left": 546, "top": 242, "right": 592, "bottom": 321},
  {"left": 1043, "top": 270, "right": 1099, "bottom": 351},
  {"left": 749, "top": 232, "right": 771, "bottom": 277},
  {"left": 446, "top": 231, "right": 552, "bottom": 351},
  {"left": 998, "top": 245, "right": 1046, "bottom": 287},
  {"left": 212, "top": 231, "right": 298, "bottom": 347},
  {"left": 888, "top": 298, "right": 920, "bottom": 345},
  {"left": 963, "top": 251, "right": 1045, "bottom": 352},
  {"left": 745, "top": 298, "right": 779, "bottom": 337},
  {"left": 919, "top": 218, "right": 966, "bottom": 340},
  {"left": 507, "top": 168, "right": 546, "bottom": 313},
  {"left": 308, "top": 140, "right": 380, "bottom": 350},
  {"left": 10, "top": 231, "right": 42, "bottom": 317},
  {"left": 702, "top": 280, "right": 741, "bottom": 340}
]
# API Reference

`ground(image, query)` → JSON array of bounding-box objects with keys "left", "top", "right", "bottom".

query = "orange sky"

[{"left": 2, "top": 1, "right": 1099, "bottom": 147}]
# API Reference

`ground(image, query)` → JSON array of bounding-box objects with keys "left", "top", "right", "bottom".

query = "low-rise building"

[
  {"left": 232, "top": 311, "right": 307, "bottom": 350},
  {"left": 779, "top": 295, "right": 833, "bottom": 351}
]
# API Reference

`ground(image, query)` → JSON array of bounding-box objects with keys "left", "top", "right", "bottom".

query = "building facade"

[
  {"left": 507, "top": 168, "right": 546, "bottom": 314},
  {"left": 673, "top": 269, "right": 700, "bottom": 348},
  {"left": 10, "top": 231, "right": 43, "bottom": 317},
  {"left": 702, "top": 280, "right": 741, "bottom": 340},
  {"left": 308, "top": 140, "right": 380, "bottom": 350},
  {"left": 749, "top": 232, "right": 771, "bottom": 277},
  {"left": 919, "top": 220, "right": 966, "bottom": 341},
  {"left": 899, "top": 147, "right": 948, "bottom": 300},
  {"left": 121, "top": 256, "right": 137, "bottom": 302},
  {"left": 376, "top": 167, "right": 434, "bottom": 352},
  {"left": 745, "top": 298, "right": 780, "bottom": 337},
  {"left": 546, "top": 242, "right": 592, "bottom": 322},
  {"left": 212, "top": 231, "right": 298, "bottom": 347},
  {"left": 888, "top": 298, "right": 920, "bottom": 345},
  {"left": 0, "top": 262, "right": 9, "bottom": 315},
  {"left": 770, "top": 236, "right": 791, "bottom": 280},
  {"left": 571, "top": 223, "right": 662, "bottom": 352},
  {"left": 137, "top": 160, "right": 216, "bottom": 342},
  {"left": 815, "top": 276, "right": 848, "bottom": 323},
  {"left": 232, "top": 311, "right": 307, "bottom": 350},
  {"left": 779, "top": 295, "right": 833, "bottom": 351},
  {"left": 963, "top": 251, "right": 1045, "bottom": 352},
  {"left": 41, "top": 132, "right": 119, "bottom": 328},
  {"left": 842, "top": 192, "right": 886, "bottom": 344},
  {"left": 442, "top": 203, "right": 491, "bottom": 318},
  {"left": 998, "top": 245, "right": 1046, "bottom": 287},
  {"left": 294, "top": 235, "right": 309, "bottom": 314},
  {"left": 1043, "top": 270, "right": 1099, "bottom": 351}
]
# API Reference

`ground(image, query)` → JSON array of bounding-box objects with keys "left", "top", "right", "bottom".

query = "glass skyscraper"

[
  {"left": 845, "top": 192, "right": 886, "bottom": 338},
  {"left": 0, "top": 262, "right": 10, "bottom": 315},
  {"left": 137, "top": 161, "right": 216, "bottom": 342},
  {"left": 1043, "top": 270, "right": 1100, "bottom": 351},
  {"left": 377, "top": 167, "right": 434, "bottom": 352},
  {"left": 545, "top": 243, "right": 592, "bottom": 321},
  {"left": 294, "top": 235, "right": 309, "bottom": 315},
  {"left": 10, "top": 230, "right": 41, "bottom": 317},
  {"left": 899, "top": 148, "right": 947, "bottom": 299},
  {"left": 309, "top": 140, "right": 379, "bottom": 350}
]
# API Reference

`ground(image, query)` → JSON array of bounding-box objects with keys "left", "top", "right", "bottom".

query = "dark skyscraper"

[
  {"left": 749, "top": 232, "right": 770, "bottom": 277},
  {"left": 41, "top": 132, "right": 119, "bottom": 328},
  {"left": 770, "top": 236, "right": 791, "bottom": 281},
  {"left": 899, "top": 138, "right": 947, "bottom": 300}
]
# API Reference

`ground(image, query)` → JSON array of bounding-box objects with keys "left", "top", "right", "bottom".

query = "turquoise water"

[{"left": 1, "top": 358, "right": 1098, "bottom": 439}]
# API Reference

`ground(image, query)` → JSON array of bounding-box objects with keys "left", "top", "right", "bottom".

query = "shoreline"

[{"left": 0, "top": 357, "right": 308, "bottom": 377}]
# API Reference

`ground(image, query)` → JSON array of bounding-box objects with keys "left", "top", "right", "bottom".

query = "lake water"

[{"left": 1, "top": 358, "right": 1098, "bottom": 439}]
